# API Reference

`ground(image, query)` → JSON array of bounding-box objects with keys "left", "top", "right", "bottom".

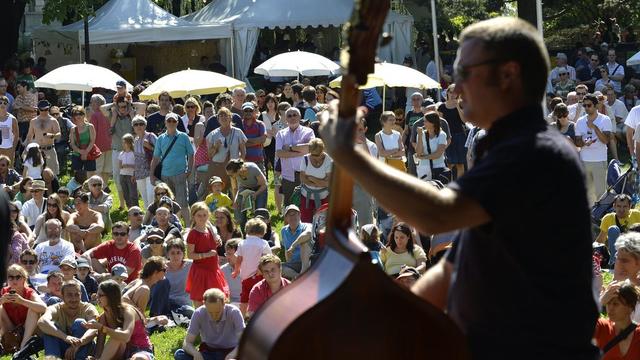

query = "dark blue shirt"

[{"left": 447, "top": 105, "right": 599, "bottom": 359}]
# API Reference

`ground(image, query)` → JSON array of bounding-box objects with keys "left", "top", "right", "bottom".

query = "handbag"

[
  {"left": 1, "top": 325, "right": 23, "bottom": 353},
  {"left": 74, "top": 127, "right": 101, "bottom": 160},
  {"left": 154, "top": 134, "right": 179, "bottom": 179},
  {"left": 424, "top": 131, "right": 452, "bottom": 184}
]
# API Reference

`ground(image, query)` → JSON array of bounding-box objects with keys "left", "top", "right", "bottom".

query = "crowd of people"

[{"left": 0, "top": 28, "right": 640, "bottom": 359}]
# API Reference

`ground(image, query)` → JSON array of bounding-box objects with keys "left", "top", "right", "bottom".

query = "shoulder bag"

[
  {"left": 424, "top": 131, "right": 451, "bottom": 184},
  {"left": 154, "top": 134, "right": 179, "bottom": 179}
]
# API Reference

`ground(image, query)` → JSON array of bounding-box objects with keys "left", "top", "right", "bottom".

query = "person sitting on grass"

[
  {"left": 596, "top": 194, "right": 640, "bottom": 267},
  {"left": 0, "top": 264, "right": 46, "bottom": 354},
  {"left": 610, "top": 232, "right": 640, "bottom": 323},
  {"left": 174, "top": 288, "right": 244, "bottom": 360},
  {"left": 83, "top": 280, "right": 155, "bottom": 360},
  {"left": 122, "top": 256, "right": 170, "bottom": 328},
  {"left": 37, "top": 281, "right": 99, "bottom": 360},
  {"left": 41, "top": 271, "right": 64, "bottom": 306},
  {"left": 76, "top": 258, "right": 98, "bottom": 302},
  {"left": 58, "top": 257, "right": 90, "bottom": 303},
  {"left": 246, "top": 254, "right": 290, "bottom": 319}
]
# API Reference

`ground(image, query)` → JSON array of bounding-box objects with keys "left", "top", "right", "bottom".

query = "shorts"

[
  {"left": 71, "top": 154, "right": 97, "bottom": 172},
  {"left": 241, "top": 274, "right": 263, "bottom": 303},
  {"left": 95, "top": 150, "right": 113, "bottom": 173}
]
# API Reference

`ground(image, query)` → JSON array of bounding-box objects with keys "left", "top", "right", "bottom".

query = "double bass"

[{"left": 238, "top": 1, "right": 469, "bottom": 358}]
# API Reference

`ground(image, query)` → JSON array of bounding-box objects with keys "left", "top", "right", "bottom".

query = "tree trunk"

[
  {"left": 517, "top": 0, "right": 539, "bottom": 28},
  {"left": 0, "top": 0, "right": 27, "bottom": 67},
  {"left": 172, "top": 0, "right": 182, "bottom": 16},
  {"left": 84, "top": 16, "right": 90, "bottom": 62}
]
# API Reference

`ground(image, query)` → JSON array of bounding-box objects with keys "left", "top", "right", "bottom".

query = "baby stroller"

[{"left": 590, "top": 159, "right": 639, "bottom": 226}]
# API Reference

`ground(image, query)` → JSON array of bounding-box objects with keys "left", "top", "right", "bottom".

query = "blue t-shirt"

[
  {"left": 153, "top": 131, "right": 194, "bottom": 177},
  {"left": 280, "top": 222, "right": 311, "bottom": 263}
]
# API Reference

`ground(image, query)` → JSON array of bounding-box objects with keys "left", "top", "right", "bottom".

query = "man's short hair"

[
  {"left": 291, "top": 83, "right": 304, "bottom": 97},
  {"left": 459, "top": 17, "right": 550, "bottom": 103},
  {"left": 615, "top": 232, "right": 640, "bottom": 259},
  {"left": 17, "top": 80, "right": 29, "bottom": 89},
  {"left": 233, "top": 88, "right": 246, "bottom": 97},
  {"left": 47, "top": 271, "right": 64, "bottom": 282},
  {"left": 225, "top": 238, "right": 241, "bottom": 251},
  {"left": 61, "top": 281, "right": 82, "bottom": 296},
  {"left": 583, "top": 94, "right": 598, "bottom": 105},
  {"left": 258, "top": 254, "right": 282, "bottom": 272},
  {"left": 302, "top": 86, "right": 317, "bottom": 103},
  {"left": 614, "top": 194, "right": 632, "bottom": 205},
  {"left": 112, "top": 221, "right": 129, "bottom": 232},
  {"left": 45, "top": 218, "right": 62, "bottom": 229},
  {"left": 76, "top": 192, "right": 89, "bottom": 203},
  {"left": 245, "top": 218, "right": 267, "bottom": 236},
  {"left": 284, "top": 107, "right": 301, "bottom": 118},
  {"left": 575, "top": 84, "right": 588, "bottom": 92},
  {"left": 90, "top": 94, "right": 106, "bottom": 106},
  {"left": 203, "top": 288, "right": 226, "bottom": 303}
]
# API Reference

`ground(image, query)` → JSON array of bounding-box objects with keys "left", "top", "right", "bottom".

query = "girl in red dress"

[{"left": 185, "top": 202, "right": 229, "bottom": 307}]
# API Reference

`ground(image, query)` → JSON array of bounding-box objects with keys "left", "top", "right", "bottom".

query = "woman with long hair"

[
  {"left": 181, "top": 97, "right": 205, "bottom": 138},
  {"left": 84, "top": 280, "right": 154, "bottom": 360},
  {"left": 261, "top": 93, "right": 279, "bottom": 175},
  {"left": 375, "top": 111, "right": 406, "bottom": 172},
  {"left": 143, "top": 182, "right": 181, "bottom": 225},
  {"left": 69, "top": 105, "right": 97, "bottom": 177},
  {"left": 0, "top": 264, "right": 46, "bottom": 352},
  {"left": 9, "top": 221, "right": 29, "bottom": 266},
  {"left": 415, "top": 111, "right": 448, "bottom": 181},
  {"left": 31, "top": 193, "right": 70, "bottom": 245},
  {"left": 380, "top": 223, "right": 427, "bottom": 276},
  {"left": 213, "top": 207, "right": 242, "bottom": 257},
  {"left": 185, "top": 202, "right": 229, "bottom": 308}
]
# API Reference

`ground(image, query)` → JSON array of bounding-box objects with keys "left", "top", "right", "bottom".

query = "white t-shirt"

[
  {"left": 575, "top": 113, "right": 612, "bottom": 162},
  {"left": 568, "top": 103, "right": 585, "bottom": 123},
  {"left": 236, "top": 235, "right": 272, "bottom": 280},
  {"left": 416, "top": 131, "right": 448, "bottom": 168},
  {"left": 21, "top": 198, "right": 46, "bottom": 227},
  {"left": 118, "top": 151, "right": 135, "bottom": 176},
  {"left": 23, "top": 158, "right": 43, "bottom": 179},
  {"left": 299, "top": 154, "right": 332, "bottom": 199},
  {"left": 261, "top": 111, "right": 274, "bottom": 147},
  {"left": 608, "top": 99, "right": 629, "bottom": 124},
  {"left": 34, "top": 239, "right": 75, "bottom": 273},
  {"left": 606, "top": 62, "right": 625, "bottom": 93},
  {"left": 625, "top": 105, "right": 640, "bottom": 134},
  {"left": 376, "top": 130, "right": 402, "bottom": 160}
]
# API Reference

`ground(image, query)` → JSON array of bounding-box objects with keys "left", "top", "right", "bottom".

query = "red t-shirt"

[
  {"left": 92, "top": 240, "right": 142, "bottom": 282},
  {"left": 595, "top": 318, "right": 640, "bottom": 360},
  {"left": 247, "top": 278, "right": 290, "bottom": 314},
  {"left": 1, "top": 286, "right": 35, "bottom": 326},
  {"left": 90, "top": 111, "right": 112, "bottom": 151}
]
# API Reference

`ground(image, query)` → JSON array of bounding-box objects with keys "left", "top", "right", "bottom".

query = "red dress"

[
  {"left": 1, "top": 286, "right": 34, "bottom": 326},
  {"left": 185, "top": 228, "right": 229, "bottom": 301}
]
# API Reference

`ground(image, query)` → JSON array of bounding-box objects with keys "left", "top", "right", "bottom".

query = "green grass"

[{"left": 2, "top": 171, "right": 283, "bottom": 360}]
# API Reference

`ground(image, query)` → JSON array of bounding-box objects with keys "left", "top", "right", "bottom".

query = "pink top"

[
  {"left": 247, "top": 278, "right": 290, "bottom": 314},
  {"left": 129, "top": 318, "right": 152, "bottom": 350}
]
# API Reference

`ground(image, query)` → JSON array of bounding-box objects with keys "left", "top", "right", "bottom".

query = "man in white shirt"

[
  {"left": 34, "top": 218, "right": 75, "bottom": 273},
  {"left": 604, "top": 86, "right": 629, "bottom": 141},
  {"left": 628, "top": 104, "right": 640, "bottom": 158},
  {"left": 606, "top": 49, "right": 625, "bottom": 95},
  {"left": 21, "top": 179, "right": 47, "bottom": 227},
  {"left": 568, "top": 85, "right": 588, "bottom": 122},
  {"left": 231, "top": 218, "right": 272, "bottom": 315},
  {"left": 550, "top": 53, "right": 577, "bottom": 85},
  {"left": 574, "top": 94, "right": 612, "bottom": 204}
]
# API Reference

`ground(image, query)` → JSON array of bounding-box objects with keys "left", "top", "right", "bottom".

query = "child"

[
  {"left": 204, "top": 176, "right": 232, "bottom": 216},
  {"left": 23, "top": 142, "right": 44, "bottom": 180},
  {"left": 110, "top": 263, "right": 129, "bottom": 291},
  {"left": 118, "top": 133, "right": 138, "bottom": 208},
  {"left": 220, "top": 238, "right": 243, "bottom": 306},
  {"left": 76, "top": 258, "right": 98, "bottom": 302},
  {"left": 58, "top": 257, "right": 90, "bottom": 302},
  {"left": 185, "top": 202, "right": 229, "bottom": 308},
  {"left": 232, "top": 217, "right": 272, "bottom": 315}
]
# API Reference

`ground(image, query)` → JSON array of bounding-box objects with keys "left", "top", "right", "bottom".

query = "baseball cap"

[
  {"left": 37, "top": 100, "right": 51, "bottom": 110},
  {"left": 208, "top": 176, "right": 224, "bottom": 187},
  {"left": 556, "top": 52, "right": 568, "bottom": 60},
  {"left": 165, "top": 112, "right": 179, "bottom": 121},
  {"left": 60, "top": 257, "right": 78, "bottom": 269},
  {"left": 111, "top": 264, "right": 129, "bottom": 279},
  {"left": 284, "top": 204, "right": 300, "bottom": 215},
  {"left": 254, "top": 208, "right": 270, "bottom": 221},
  {"left": 146, "top": 228, "right": 165, "bottom": 241},
  {"left": 26, "top": 142, "right": 40, "bottom": 151},
  {"left": 558, "top": 68, "right": 568, "bottom": 75},
  {"left": 396, "top": 266, "right": 420, "bottom": 280},
  {"left": 242, "top": 102, "right": 255, "bottom": 110},
  {"left": 77, "top": 258, "right": 92, "bottom": 269},
  {"left": 116, "top": 80, "right": 126, "bottom": 88}
]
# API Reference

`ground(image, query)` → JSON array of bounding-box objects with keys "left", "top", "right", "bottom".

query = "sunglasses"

[
  {"left": 47, "top": 202, "right": 58, "bottom": 208},
  {"left": 0, "top": 100, "right": 8, "bottom": 105},
  {"left": 7, "top": 275, "right": 23, "bottom": 281},
  {"left": 21, "top": 260, "right": 36, "bottom": 265},
  {"left": 32, "top": 189, "right": 44, "bottom": 193},
  {"left": 112, "top": 231, "right": 128, "bottom": 237},
  {"left": 454, "top": 58, "right": 502, "bottom": 83},
  {"left": 243, "top": 109, "right": 254, "bottom": 113},
  {"left": 130, "top": 212, "right": 143, "bottom": 216},
  {"left": 186, "top": 105, "right": 196, "bottom": 109},
  {"left": 148, "top": 238, "right": 164, "bottom": 245},
  {"left": 286, "top": 114, "right": 299, "bottom": 118},
  {"left": 166, "top": 119, "right": 178, "bottom": 123},
  {"left": 133, "top": 123, "right": 145, "bottom": 127},
  {"left": 91, "top": 183, "right": 102, "bottom": 187}
]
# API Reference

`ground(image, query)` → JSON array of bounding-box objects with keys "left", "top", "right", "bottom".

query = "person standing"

[
  {"left": 108, "top": 98, "right": 134, "bottom": 210},
  {"left": 89, "top": 94, "right": 113, "bottom": 187},
  {"left": 320, "top": 17, "right": 599, "bottom": 359},
  {"left": 50, "top": 106, "right": 73, "bottom": 176},
  {"left": 132, "top": 116, "right": 156, "bottom": 209},
  {"left": 241, "top": 102, "right": 267, "bottom": 174},
  {"left": 0, "top": 95, "right": 19, "bottom": 164},
  {"left": 575, "top": 93, "right": 612, "bottom": 204},
  {"left": 150, "top": 113, "right": 194, "bottom": 226},
  {"left": 12, "top": 81, "right": 37, "bottom": 144}
]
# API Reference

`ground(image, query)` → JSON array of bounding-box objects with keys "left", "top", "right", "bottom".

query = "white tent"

[
  {"left": 32, "top": 0, "right": 231, "bottom": 45},
  {"left": 628, "top": 51, "right": 640, "bottom": 67},
  {"left": 183, "top": 0, "right": 413, "bottom": 83}
]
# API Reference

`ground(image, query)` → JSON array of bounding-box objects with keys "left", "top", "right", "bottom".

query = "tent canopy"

[
  {"left": 32, "top": 0, "right": 231, "bottom": 44},
  {"left": 184, "top": 0, "right": 413, "bottom": 82}
]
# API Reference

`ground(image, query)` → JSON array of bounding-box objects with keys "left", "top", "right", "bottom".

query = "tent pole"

[
  {"left": 430, "top": 0, "right": 440, "bottom": 102},
  {"left": 382, "top": 86, "right": 386, "bottom": 112},
  {"left": 230, "top": 35, "right": 236, "bottom": 78}
]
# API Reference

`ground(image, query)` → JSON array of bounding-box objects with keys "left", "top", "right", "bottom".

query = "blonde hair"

[
  {"left": 308, "top": 138, "right": 325, "bottom": 155},
  {"left": 245, "top": 218, "right": 267, "bottom": 236},
  {"left": 203, "top": 288, "right": 227, "bottom": 303},
  {"left": 7, "top": 263, "right": 28, "bottom": 279},
  {"left": 217, "top": 107, "right": 232, "bottom": 118},
  {"left": 122, "top": 133, "right": 134, "bottom": 151},
  {"left": 190, "top": 201, "right": 210, "bottom": 227},
  {"left": 184, "top": 97, "right": 201, "bottom": 114},
  {"left": 379, "top": 111, "right": 396, "bottom": 124},
  {"left": 154, "top": 182, "right": 175, "bottom": 200}
]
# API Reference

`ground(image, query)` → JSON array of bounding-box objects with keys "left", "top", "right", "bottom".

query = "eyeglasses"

[
  {"left": 130, "top": 212, "right": 142, "bottom": 217},
  {"left": 133, "top": 123, "right": 145, "bottom": 127},
  {"left": 186, "top": 105, "right": 196, "bottom": 109},
  {"left": 286, "top": 114, "right": 299, "bottom": 118},
  {"left": 166, "top": 119, "right": 178, "bottom": 123},
  {"left": 148, "top": 239, "right": 164, "bottom": 245},
  {"left": 47, "top": 202, "right": 58, "bottom": 208},
  {"left": 7, "top": 275, "right": 23, "bottom": 281},
  {"left": 21, "top": 260, "right": 36, "bottom": 265},
  {"left": 39, "top": 108, "right": 50, "bottom": 111},
  {"left": 0, "top": 100, "right": 8, "bottom": 105},
  {"left": 454, "top": 58, "right": 503, "bottom": 83},
  {"left": 577, "top": 92, "right": 587, "bottom": 96},
  {"left": 91, "top": 183, "right": 102, "bottom": 187},
  {"left": 112, "top": 231, "right": 128, "bottom": 237}
]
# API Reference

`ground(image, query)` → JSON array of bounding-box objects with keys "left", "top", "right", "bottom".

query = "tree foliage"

[{"left": 42, "top": 0, "right": 108, "bottom": 25}]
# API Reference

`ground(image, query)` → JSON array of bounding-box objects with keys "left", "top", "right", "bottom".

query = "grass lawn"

[{"left": 1, "top": 172, "right": 284, "bottom": 360}]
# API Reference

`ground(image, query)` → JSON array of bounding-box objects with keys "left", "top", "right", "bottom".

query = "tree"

[{"left": 0, "top": 0, "right": 28, "bottom": 67}]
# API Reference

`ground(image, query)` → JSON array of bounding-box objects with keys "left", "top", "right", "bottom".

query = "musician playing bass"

[{"left": 321, "top": 17, "right": 599, "bottom": 359}]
